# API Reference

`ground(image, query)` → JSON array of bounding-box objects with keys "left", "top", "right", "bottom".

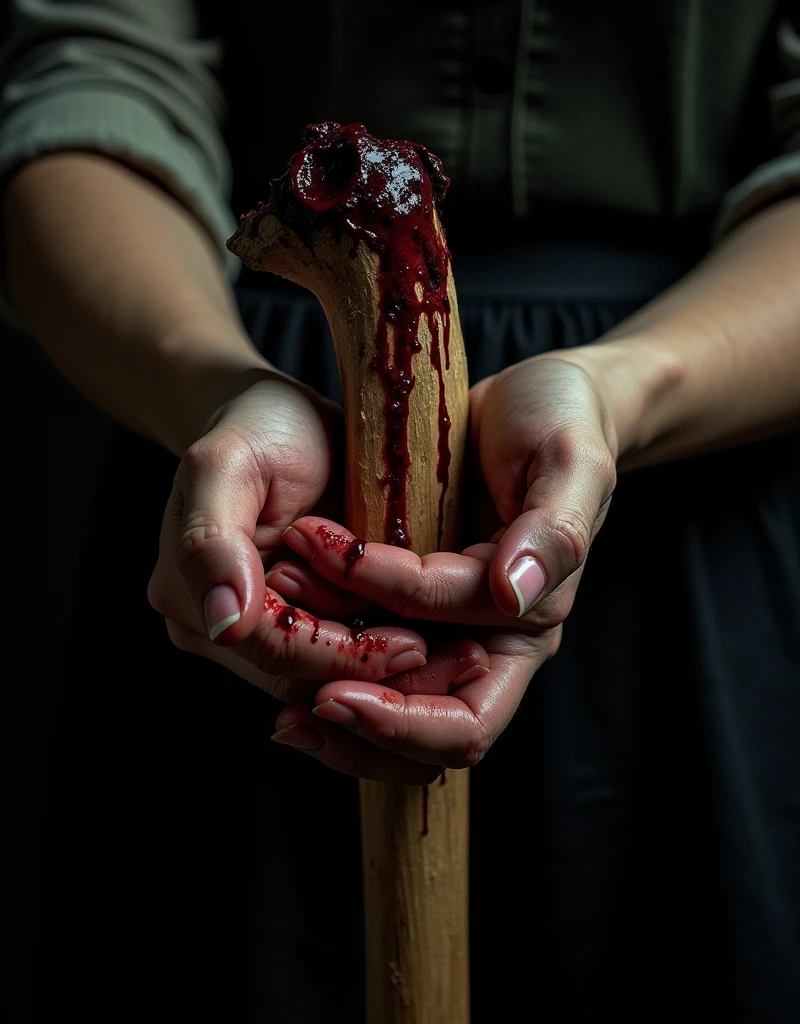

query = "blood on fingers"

[
  {"left": 314, "top": 523, "right": 367, "bottom": 578},
  {"left": 263, "top": 591, "right": 388, "bottom": 663}
]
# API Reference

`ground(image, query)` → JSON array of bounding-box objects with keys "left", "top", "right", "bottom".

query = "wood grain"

[{"left": 228, "top": 209, "right": 471, "bottom": 1023}]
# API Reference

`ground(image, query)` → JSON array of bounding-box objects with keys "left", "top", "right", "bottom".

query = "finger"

[
  {"left": 164, "top": 585, "right": 429, "bottom": 702},
  {"left": 371, "top": 637, "right": 490, "bottom": 695},
  {"left": 149, "top": 434, "right": 273, "bottom": 647},
  {"left": 490, "top": 438, "right": 615, "bottom": 618},
  {"left": 234, "top": 588, "right": 428, "bottom": 699},
  {"left": 265, "top": 562, "right": 383, "bottom": 621},
  {"left": 271, "top": 706, "right": 443, "bottom": 786},
  {"left": 308, "top": 630, "right": 551, "bottom": 769},
  {"left": 164, "top": 617, "right": 317, "bottom": 701},
  {"left": 283, "top": 516, "right": 510, "bottom": 626},
  {"left": 459, "top": 542, "right": 496, "bottom": 565}
]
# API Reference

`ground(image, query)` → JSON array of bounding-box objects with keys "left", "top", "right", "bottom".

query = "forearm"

[
  {"left": 560, "top": 196, "right": 800, "bottom": 472},
  {"left": 2, "top": 152, "right": 273, "bottom": 455}
]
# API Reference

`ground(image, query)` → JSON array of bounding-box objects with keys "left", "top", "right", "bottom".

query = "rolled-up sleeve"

[
  {"left": 714, "top": 13, "right": 800, "bottom": 238},
  {"left": 0, "top": 0, "right": 238, "bottom": 273}
]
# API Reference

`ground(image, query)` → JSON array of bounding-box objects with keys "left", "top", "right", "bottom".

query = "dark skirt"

[{"left": 32, "top": 244, "right": 800, "bottom": 1020}]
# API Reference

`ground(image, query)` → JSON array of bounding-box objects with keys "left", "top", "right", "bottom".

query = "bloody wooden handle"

[{"left": 228, "top": 208, "right": 471, "bottom": 1024}]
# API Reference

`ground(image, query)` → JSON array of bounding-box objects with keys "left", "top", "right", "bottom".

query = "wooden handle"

[{"left": 228, "top": 201, "right": 470, "bottom": 1023}]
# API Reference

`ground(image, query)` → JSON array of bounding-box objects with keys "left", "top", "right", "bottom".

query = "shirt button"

[{"left": 473, "top": 50, "right": 513, "bottom": 95}]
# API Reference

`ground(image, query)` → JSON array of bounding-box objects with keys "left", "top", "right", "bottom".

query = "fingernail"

[
  {"left": 282, "top": 526, "right": 314, "bottom": 561},
  {"left": 270, "top": 724, "right": 323, "bottom": 750},
  {"left": 313, "top": 699, "right": 361, "bottom": 729},
  {"left": 384, "top": 649, "right": 427, "bottom": 675},
  {"left": 507, "top": 555, "right": 546, "bottom": 616},
  {"left": 451, "top": 664, "right": 491, "bottom": 687},
  {"left": 204, "top": 584, "right": 241, "bottom": 641},
  {"left": 265, "top": 568, "right": 305, "bottom": 603}
]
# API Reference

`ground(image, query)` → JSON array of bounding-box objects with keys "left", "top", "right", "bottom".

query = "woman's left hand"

[{"left": 268, "top": 353, "right": 620, "bottom": 781}]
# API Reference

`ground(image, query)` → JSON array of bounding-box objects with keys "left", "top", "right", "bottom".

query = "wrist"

[
  {"left": 156, "top": 326, "right": 279, "bottom": 455},
  {"left": 548, "top": 337, "right": 683, "bottom": 472}
]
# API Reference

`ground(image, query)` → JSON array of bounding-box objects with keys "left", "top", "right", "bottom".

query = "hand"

[
  {"left": 268, "top": 535, "right": 559, "bottom": 783},
  {"left": 466, "top": 351, "right": 618, "bottom": 617},
  {"left": 264, "top": 353, "right": 618, "bottom": 780},
  {"left": 147, "top": 372, "right": 454, "bottom": 704}
]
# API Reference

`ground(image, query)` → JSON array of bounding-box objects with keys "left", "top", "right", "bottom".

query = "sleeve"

[
  {"left": 0, "top": 0, "right": 239, "bottom": 276},
  {"left": 713, "top": 11, "right": 800, "bottom": 239}
]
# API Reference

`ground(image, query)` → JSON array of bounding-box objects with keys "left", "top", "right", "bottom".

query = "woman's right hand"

[{"left": 146, "top": 373, "right": 438, "bottom": 703}]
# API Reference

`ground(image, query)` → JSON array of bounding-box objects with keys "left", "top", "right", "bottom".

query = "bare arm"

[
  {"left": 559, "top": 195, "right": 800, "bottom": 471},
  {"left": 2, "top": 151, "right": 272, "bottom": 456}
]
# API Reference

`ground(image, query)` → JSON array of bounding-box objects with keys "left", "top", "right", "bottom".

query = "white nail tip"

[
  {"left": 508, "top": 573, "right": 528, "bottom": 617},
  {"left": 208, "top": 611, "right": 241, "bottom": 641},
  {"left": 507, "top": 555, "right": 540, "bottom": 617}
]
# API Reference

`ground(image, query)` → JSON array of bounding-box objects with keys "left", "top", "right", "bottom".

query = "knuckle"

[
  {"left": 392, "top": 576, "right": 431, "bottom": 619},
  {"left": 249, "top": 645, "right": 305, "bottom": 702},
  {"left": 371, "top": 713, "right": 411, "bottom": 752},
  {"left": 549, "top": 508, "right": 593, "bottom": 571},
  {"left": 523, "top": 583, "right": 579, "bottom": 629},
  {"left": 392, "top": 570, "right": 447, "bottom": 620},
  {"left": 175, "top": 517, "right": 223, "bottom": 569},
  {"left": 241, "top": 626, "right": 297, "bottom": 682},
  {"left": 183, "top": 435, "right": 246, "bottom": 476},
  {"left": 586, "top": 444, "right": 618, "bottom": 495},
  {"left": 457, "top": 723, "right": 493, "bottom": 769},
  {"left": 181, "top": 437, "right": 215, "bottom": 476}
]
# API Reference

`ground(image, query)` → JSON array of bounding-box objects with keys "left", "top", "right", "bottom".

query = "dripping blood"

[{"left": 258, "top": 123, "right": 454, "bottom": 549}]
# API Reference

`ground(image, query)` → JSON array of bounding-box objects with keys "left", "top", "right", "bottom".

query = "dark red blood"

[
  {"left": 314, "top": 524, "right": 366, "bottom": 578},
  {"left": 276, "top": 606, "right": 296, "bottom": 629},
  {"left": 429, "top": 319, "right": 452, "bottom": 549},
  {"left": 263, "top": 592, "right": 308, "bottom": 643},
  {"left": 315, "top": 523, "right": 352, "bottom": 551},
  {"left": 263, "top": 590, "right": 387, "bottom": 659},
  {"left": 348, "top": 618, "right": 390, "bottom": 659},
  {"left": 344, "top": 539, "right": 366, "bottom": 578},
  {"left": 259, "top": 123, "right": 453, "bottom": 549},
  {"left": 275, "top": 605, "right": 297, "bottom": 641},
  {"left": 336, "top": 621, "right": 388, "bottom": 660}
]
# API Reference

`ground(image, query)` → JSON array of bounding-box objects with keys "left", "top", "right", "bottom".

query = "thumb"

[
  {"left": 171, "top": 436, "right": 271, "bottom": 645},
  {"left": 488, "top": 438, "right": 616, "bottom": 618}
]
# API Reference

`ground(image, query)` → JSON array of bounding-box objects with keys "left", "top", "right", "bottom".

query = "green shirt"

[{"left": 1, "top": 0, "right": 798, "bottom": 278}]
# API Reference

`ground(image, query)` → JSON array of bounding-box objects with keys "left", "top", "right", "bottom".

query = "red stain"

[
  {"left": 336, "top": 630, "right": 389, "bottom": 660},
  {"left": 275, "top": 605, "right": 296, "bottom": 631},
  {"left": 314, "top": 524, "right": 366, "bottom": 578},
  {"left": 343, "top": 539, "right": 366, "bottom": 578},
  {"left": 264, "top": 586, "right": 387, "bottom": 660},
  {"left": 379, "top": 690, "right": 399, "bottom": 705},
  {"left": 264, "top": 592, "right": 313, "bottom": 643},
  {"left": 251, "top": 122, "right": 453, "bottom": 550}
]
